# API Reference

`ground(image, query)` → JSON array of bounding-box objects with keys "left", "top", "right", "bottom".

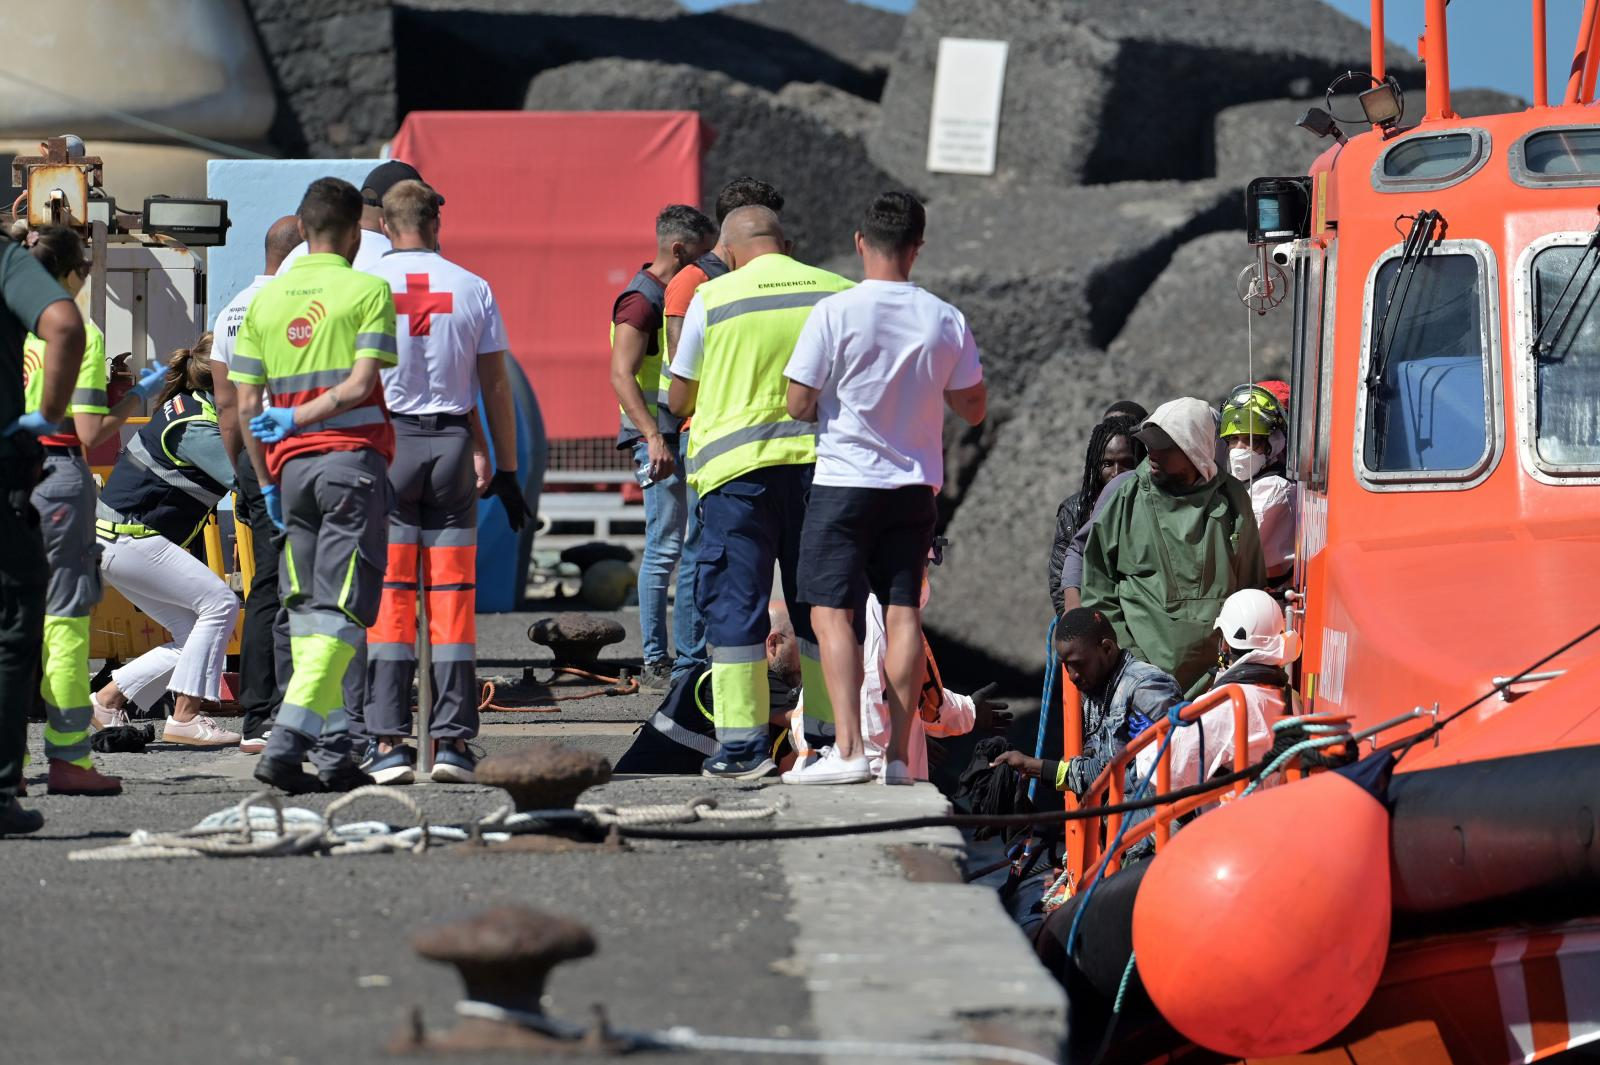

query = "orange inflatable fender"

[{"left": 1131, "top": 771, "right": 1391, "bottom": 1057}]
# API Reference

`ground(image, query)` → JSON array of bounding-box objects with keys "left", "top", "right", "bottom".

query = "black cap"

[
  {"left": 361, "top": 160, "right": 444, "bottom": 206},
  {"left": 1133, "top": 420, "right": 1177, "bottom": 451}
]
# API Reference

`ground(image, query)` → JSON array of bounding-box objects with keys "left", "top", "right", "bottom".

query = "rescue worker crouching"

[
  {"left": 666, "top": 205, "right": 852, "bottom": 779},
  {"left": 22, "top": 226, "right": 165, "bottom": 796},
  {"left": 90, "top": 338, "right": 243, "bottom": 748},
  {"left": 232, "top": 177, "right": 399, "bottom": 795}
]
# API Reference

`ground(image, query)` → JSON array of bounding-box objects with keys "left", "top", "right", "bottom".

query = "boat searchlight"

[{"left": 1358, "top": 80, "right": 1405, "bottom": 130}]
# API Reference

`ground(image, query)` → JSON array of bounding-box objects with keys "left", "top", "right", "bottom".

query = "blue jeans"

[{"left": 633, "top": 434, "right": 706, "bottom": 672}]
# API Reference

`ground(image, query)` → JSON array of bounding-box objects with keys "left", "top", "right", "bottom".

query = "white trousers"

[{"left": 100, "top": 532, "right": 239, "bottom": 709}]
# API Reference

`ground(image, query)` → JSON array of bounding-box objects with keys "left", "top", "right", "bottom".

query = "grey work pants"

[
  {"left": 362, "top": 418, "right": 479, "bottom": 741},
  {"left": 263, "top": 449, "right": 392, "bottom": 773}
]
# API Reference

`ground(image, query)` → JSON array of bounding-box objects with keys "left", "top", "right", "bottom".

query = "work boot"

[
  {"left": 47, "top": 759, "right": 123, "bottom": 796},
  {"left": 253, "top": 755, "right": 323, "bottom": 795},
  {"left": 318, "top": 762, "right": 375, "bottom": 793},
  {"left": 637, "top": 660, "right": 674, "bottom": 695},
  {"left": 0, "top": 796, "right": 44, "bottom": 836}
]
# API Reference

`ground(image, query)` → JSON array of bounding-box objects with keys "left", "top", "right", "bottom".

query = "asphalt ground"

[{"left": 0, "top": 607, "right": 1060, "bottom": 1065}]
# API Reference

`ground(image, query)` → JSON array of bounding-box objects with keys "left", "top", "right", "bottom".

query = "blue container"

[{"left": 475, "top": 359, "right": 547, "bottom": 612}]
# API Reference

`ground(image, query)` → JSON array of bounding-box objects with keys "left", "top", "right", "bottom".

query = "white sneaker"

[
  {"left": 238, "top": 730, "right": 270, "bottom": 756},
  {"left": 162, "top": 714, "right": 242, "bottom": 748},
  {"left": 883, "top": 759, "right": 913, "bottom": 786},
  {"left": 780, "top": 747, "right": 871, "bottom": 785},
  {"left": 90, "top": 694, "right": 128, "bottom": 732}
]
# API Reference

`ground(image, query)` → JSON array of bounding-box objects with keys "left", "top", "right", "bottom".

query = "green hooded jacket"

[{"left": 1080, "top": 460, "right": 1266, "bottom": 691}]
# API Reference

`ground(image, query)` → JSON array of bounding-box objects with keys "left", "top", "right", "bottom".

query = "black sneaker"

[
  {"left": 701, "top": 750, "right": 777, "bottom": 780},
  {"left": 253, "top": 756, "right": 323, "bottom": 795},
  {"left": 638, "top": 659, "right": 674, "bottom": 694},
  {"left": 319, "top": 762, "right": 375, "bottom": 793},
  {"left": 0, "top": 796, "right": 43, "bottom": 835}
]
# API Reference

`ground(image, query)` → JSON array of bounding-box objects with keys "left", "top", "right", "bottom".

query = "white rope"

[
  {"left": 67, "top": 789, "right": 784, "bottom": 862},
  {"left": 575, "top": 795, "right": 784, "bottom": 827}
]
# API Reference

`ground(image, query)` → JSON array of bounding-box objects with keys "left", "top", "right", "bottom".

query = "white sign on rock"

[{"left": 925, "top": 37, "right": 1009, "bottom": 176}]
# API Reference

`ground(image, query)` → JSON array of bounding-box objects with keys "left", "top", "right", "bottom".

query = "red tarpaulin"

[{"left": 389, "top": 111, "right": 707, "bottom": 441}]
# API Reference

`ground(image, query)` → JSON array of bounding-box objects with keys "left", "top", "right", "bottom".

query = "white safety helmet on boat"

[{"left": 1214, "top": 589, "right": 1285, "bottom": 651}]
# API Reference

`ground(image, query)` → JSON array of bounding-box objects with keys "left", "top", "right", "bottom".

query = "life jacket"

[{"left": 98, "top": 391, "right": 227, "bottom": 546}]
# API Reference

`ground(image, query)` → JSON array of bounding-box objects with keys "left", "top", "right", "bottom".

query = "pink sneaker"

[
  {"left": 90, "top": 694, "right": 129, "bottom": 732},
  {"left": 162, "top": 714, "right": 242, "bottom": 748}
]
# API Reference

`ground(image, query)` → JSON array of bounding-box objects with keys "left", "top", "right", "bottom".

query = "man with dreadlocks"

[{"left": 1049, "top": 407, "right": 1147, "bottom": 616}]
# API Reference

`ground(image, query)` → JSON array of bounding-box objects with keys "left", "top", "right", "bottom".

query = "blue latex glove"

[
  {"left": 129, "top": 364, "right": 166, "bottom": 402},
  {"left": 4, "top": 410, "right": 61, "bottom": 437},
  {"left": 250, "top": 406, "right": 298, "bottom": 444},
  {"left": 260, "top": 483, "right": 285, "bottom": 531}
]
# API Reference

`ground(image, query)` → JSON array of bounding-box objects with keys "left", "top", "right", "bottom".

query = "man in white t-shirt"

[
  {"left": 780, "top": 191, "right": 987, "bottom": 785},
  {"left": 274, "top": 161, "right": 436, "bottom": 275},
  {"left": 209, "top": 213, "right": 302, "bottom": 753},
  {"left": 358, "top": 179, "right": 529, "bottom": 787}
]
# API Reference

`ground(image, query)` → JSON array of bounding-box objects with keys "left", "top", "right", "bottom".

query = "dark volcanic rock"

[
  {"left": 394, "top": 1, "right": 887, "bottom": 116},
  {"left": 1213, "top": 87, "right": 1531, "bottom": 183},
  {"left": 913, "top": 180, "right": 1240, "bottom": 410},
  {"left": 524, "top": 59, "right": 900, "bottom": 261},
  {"left": 869, "top": 0, "right": 1420, "bottom": 191},
  {"left": 244, "top": 0, "right": 397, "bottom": 156},
  {"left": 720, "top": 0, "right": 905, "bottom": 83},
  {"left": 927, "top": 229, "right": 1294, "bottom": 677},
  {"left": 1213, "top": 99, "right": 1330, "bottom": 183},
  {"left": 777, "top": 81, "right": 879, "bottom": 139},
  {"left": 1109, "top": 231, "right": 1294, "bottom": 401}
]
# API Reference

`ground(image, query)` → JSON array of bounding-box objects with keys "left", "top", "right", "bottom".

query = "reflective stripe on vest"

[
  {"left": 683, "top": 254, "right": 852, "bottom": 497},
  {"left": 611, "top": 268, "right": 671, "bottom": 443},
  {"left": 98, "top": 391, "right": 228, "bottom": 546}
]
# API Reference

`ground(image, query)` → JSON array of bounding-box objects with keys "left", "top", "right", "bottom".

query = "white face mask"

[{"left": 1228, "top": 448, "right": 1267, "bottom": 481}]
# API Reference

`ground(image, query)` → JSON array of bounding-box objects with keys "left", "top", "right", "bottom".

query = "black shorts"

[{"left": 797, "top": 484, "right": 936, "bottom": 612}]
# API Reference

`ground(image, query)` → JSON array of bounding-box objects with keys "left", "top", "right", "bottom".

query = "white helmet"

[{"left": 1214, "top": 589, "right": 1285, "bottom": 651}]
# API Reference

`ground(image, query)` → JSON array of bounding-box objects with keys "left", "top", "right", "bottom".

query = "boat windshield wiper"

[
  {"left": 1530, "top": 209, "right": 1600, "bottom": 364},
  {"left": 1367, "top": 209, "right": 1443, "bottom": 391}
]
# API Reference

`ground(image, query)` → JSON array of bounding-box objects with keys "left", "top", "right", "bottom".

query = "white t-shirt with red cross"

[{"left": 364, "top": 248, "right": 510, "bottom": 416}]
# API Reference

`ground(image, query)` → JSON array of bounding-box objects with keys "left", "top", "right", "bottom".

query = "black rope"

[{"left": 613, "top": 760, "right": 1267, "bottom": 842}]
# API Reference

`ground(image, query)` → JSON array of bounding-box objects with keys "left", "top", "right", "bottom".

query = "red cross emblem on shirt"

[{"left": 393, "top": 273, "right": 453, "bottom": 336}]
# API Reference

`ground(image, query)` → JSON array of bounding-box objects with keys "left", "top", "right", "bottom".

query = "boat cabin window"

[
  {"left": 1511, "top": 127, "right": 1600, "bottom": 187},
  {"left": 1373, "top": 130, "right": 1489, "bottom": 193},
  {"left": 1360, "top": 246, "right": 1499, "bottom": 487},
  {"left": 1529, "top": 245, "right": 1600, "bottom": 468}
]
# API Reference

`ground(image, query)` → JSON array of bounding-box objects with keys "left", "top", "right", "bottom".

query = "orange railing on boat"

[{"left": 1057, "top": 683, "right": 1256, "bottom": 889}]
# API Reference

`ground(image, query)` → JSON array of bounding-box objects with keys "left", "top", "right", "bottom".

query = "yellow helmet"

[{"left": 1219, "top": 383, "right": 1285, "bottom": 439}]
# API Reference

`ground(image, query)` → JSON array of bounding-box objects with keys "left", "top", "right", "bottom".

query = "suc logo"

[{"left": 286, "top": 300, "right": 327, "bottom": 348}]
